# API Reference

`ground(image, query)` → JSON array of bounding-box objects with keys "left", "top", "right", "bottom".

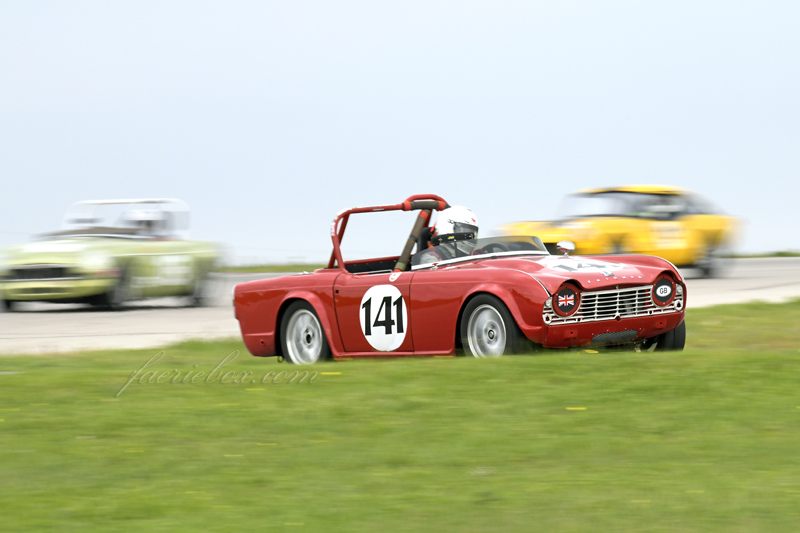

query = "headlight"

[
  {"left": 652, "top": 275, "right": 676, "bottom": 306},
  {"left": 553, "top": 283, "right": 580, "bottom": 317}
]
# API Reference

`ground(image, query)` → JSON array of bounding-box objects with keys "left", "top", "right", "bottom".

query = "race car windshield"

[
  {"left": 561, "top": 192, "right": 686, "bottom": 219},
  {"left": 48, "top": 200, "right": 190, "bottom": 240},
  {"left": 411, "top": 235, "right": 548, "bottom": 268}
]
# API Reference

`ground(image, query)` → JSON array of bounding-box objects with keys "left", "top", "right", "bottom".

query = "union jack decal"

[{"left": 558, "top": 294, "right": 575, "bottom": 307}]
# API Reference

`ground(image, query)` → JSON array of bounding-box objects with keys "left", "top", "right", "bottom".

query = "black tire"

[
  {"left": 280, "top": 301, "right": 331, "bottom": 364},
  {"left": 187, "top": 270, "right": 211, "bottom": 307},
  {"left": 698, "top": 252, "right": 721, "bottom": 278},
  {"left": 671, "top": 320, "right": 686, "bottom": 350},
  {"left": 1, "top": 299, "right": 15, "bottom": 312},
  {"left": 697, "top": 241, "right": 731, "bottom": 279},
  {"left": 460, "top": 294, "right": 521, "bottom": 358},
  {"left": 101, "top": 273, "right": 132, "bottom": 311},
  {"left": 654, "top": 320, "right": 686, "bottom": 351}
]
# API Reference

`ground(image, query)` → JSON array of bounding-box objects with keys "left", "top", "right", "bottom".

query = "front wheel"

[
  {"left": 187, "top": 270, "right": 212, "bottom": 307},
  {"left": 100, "top": 273, "right": 132, "bottom": 311},
  {"left": 653, "top": 320, "right": 686, "bottom": 351},
  {"left": 460, "top": 295, "right": 520, "bottom": 358},
  {"left": 280, "top": 301, "right": 331, "bottom": 364},
  {"left": 697, "top": 245, "right": 730, "bottom": 279}
]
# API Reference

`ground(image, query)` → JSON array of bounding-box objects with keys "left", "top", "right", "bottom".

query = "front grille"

[
  {"left": 5, "top": 265, "right": 81, "bottom": 282},
  {"left": 23, "top": 287, "right": 71, "bottom": 295},
  {"left": 544, "top": 285, "right": 683, "bottom": 325}
]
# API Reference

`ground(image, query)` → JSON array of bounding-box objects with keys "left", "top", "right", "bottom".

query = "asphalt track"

[{"left": 1, "top": 258, "right": 799, "bottom": 355}]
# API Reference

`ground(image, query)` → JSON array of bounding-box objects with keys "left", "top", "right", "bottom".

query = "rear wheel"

[
  {"left": 460, "top": 295, "right": 520, "bottom": 358},
  {"left": 1, "top": 299, "right": 15, "bottom": 312},
  {"left": 653, "top": 320, "right": 686, "bottom": 351},
  {"left": 280, "top": 301, "right": 331, "bottom": 364},
  {"left": 697, "top": 241, "right": 731, "bottom": 278}
]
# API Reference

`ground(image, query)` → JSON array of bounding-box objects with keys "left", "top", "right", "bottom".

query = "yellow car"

[{"left": 499, "top": 185, "right": 739, "bottom": 277}]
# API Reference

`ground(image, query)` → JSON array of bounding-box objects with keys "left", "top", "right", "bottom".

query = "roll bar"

[{"left": 327, "top": 194, "right": 450, "bottom": 271}]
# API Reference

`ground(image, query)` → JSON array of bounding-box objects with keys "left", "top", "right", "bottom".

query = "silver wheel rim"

[
  {"left": 286, "top": 309, "right": 323, "bottom": 364},
  {"left": 698, "top": 245, "right": 730, "bottom": 278},
  {"left": 191, "top": 275, "right": 209, "bottom": 306},
  {"left": 110, "top": 277, "right": 131, "bottom": 308},
  {"left": 467, "top": 304, "right": 506, "bottom": 358}
]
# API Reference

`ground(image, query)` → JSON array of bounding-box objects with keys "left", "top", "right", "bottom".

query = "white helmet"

[
  {"left": 123, "top": 209, "right": 166, "bottom": 234},
  {"left": 124, "top": 209, "right": 165, "bottom": 224},
  {"left": 413, "top": 206, "right": 479, "bottom": 264},
  {"left": 434, "top": 206, "right": 479, "bottom": 239}
]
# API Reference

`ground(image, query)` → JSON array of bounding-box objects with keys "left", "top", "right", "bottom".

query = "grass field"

[
  {"left": 1, "top": 301, "right": 800, "bottom": 531},
  {"left": 729, "top": 251, "right": 800, "bottom": 258}
]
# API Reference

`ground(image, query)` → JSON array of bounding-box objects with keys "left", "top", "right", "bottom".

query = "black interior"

[{"left": 344, "top": 259, "right": 401, "bottom": 274}]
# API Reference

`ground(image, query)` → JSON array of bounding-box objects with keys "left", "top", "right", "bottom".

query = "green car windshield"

[{"left": 52, "top": 200, "right": 191, "bottom": 240}]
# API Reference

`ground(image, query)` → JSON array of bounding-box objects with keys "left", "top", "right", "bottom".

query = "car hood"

[
  {"left": 451, "top": 254, "right": 678, "bottom": 294},
  {"left": 0, "top": 238, "right": 129, "bottom": 266}
]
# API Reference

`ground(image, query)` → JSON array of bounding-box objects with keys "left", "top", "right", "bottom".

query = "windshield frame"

[
  {"left": 53, "top": 199, "right": 190, "bottom": 240},
  {"left": 411, "top": 235, "right": 548, "bottom": 270}
]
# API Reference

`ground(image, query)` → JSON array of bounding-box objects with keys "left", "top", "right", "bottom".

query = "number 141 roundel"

[
  {"left": 233, "top": 194, "right": 687, "bottom": 364},
  {"left": 360, "top": 285, "right": 408, "bottom": 351}
]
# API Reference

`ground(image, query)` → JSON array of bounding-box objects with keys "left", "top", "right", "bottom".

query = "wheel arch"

[
  {"left": 275, "top": 292, "right": 337, "bottom": 358},
  {"left": 454, "top": 285, "right": 529, "bottom": 351}
]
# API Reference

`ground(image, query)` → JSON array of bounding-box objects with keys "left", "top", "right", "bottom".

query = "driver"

[
  {"left": 416, "top": 206, "right": 479, "bottom": 265},
  {"left": 124, "top": 209, "right": 166, "bottom": 237}
]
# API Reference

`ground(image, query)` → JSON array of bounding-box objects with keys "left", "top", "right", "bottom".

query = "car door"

[
  {"left": 333, "top": 271, "right": 415, "bottom": 354},
  {"left": 160, "top": 240, "right": 195, "bottom": 295},
  {"left": 126, "top": 241, "right": 163, "bottom": 298},
  {"left": 640, "top": 195, "right": 691, "bottom": 264},
  {"left": 408, "top": 268, "right": 469, "bottom": 354},
  {"left": 679, "top": 194, "right": 734, "bottom": 262}
]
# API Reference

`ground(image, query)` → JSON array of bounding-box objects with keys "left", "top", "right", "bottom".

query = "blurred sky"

[{"left": 1, "top": 1, "right": 798, "bottom": 263}]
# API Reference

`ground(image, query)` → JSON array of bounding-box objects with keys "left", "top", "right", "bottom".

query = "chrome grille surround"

[
  {"left": 543, "top": 284, "right": 684, "bottom": 325},
  {"left": 4, "top": 264, "right": 83, "bottom": 282}
]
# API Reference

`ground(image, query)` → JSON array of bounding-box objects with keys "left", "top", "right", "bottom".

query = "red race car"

[{"left": 234, "top": 194, "right": 686, "bottom": 364}]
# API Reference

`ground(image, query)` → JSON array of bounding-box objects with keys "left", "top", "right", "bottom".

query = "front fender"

[
  {"left": 462, "top": 278, "right": 549, "bottom": 343},
  {"left": 278, "top": 289, "right": 343, "bottom": 357}
]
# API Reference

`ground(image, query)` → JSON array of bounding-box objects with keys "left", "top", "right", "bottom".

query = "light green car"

[{"left": 0, "top": 199, "right": 219, "bottom": 311}]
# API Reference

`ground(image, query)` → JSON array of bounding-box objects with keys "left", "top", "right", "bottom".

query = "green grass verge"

[
  {"left": 1, "top": 301, "right": 800, "bottom": 531},
  {"left": 729, "top": 251, "right": 800, "bottom": 258}
]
